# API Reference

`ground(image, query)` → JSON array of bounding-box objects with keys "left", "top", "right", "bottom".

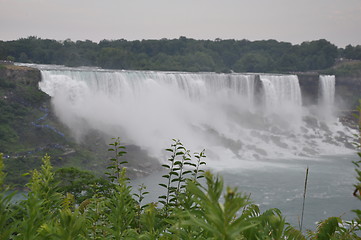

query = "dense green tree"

[
  {"left": 344, "top": 45, "right": 361, "bottom": 60},
  {"left": 97, "top": 47, "right": 131, "bottom": 69},
  {"left": 292, "top": 39, "right": 338, "bottom": 70},
  {"left": 233, "top": 52, "right": 274, "bottom": 72},
  {"left": 0, "top": 36, "right": 351, "bottom": 73}
]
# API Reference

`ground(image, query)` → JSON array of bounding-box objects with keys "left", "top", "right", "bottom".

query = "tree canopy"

[{"left": 1, "top": 36, "right": 359, "bottom": 73}]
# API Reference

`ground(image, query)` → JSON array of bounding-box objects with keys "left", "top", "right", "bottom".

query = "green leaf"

[
  {"left": 315, "top": 217, "right": 341, "bottom": 240},
  {"left": 184, "top": 162, "right": 195, "bottom": 166},
  {"left": 162, "top": 164, "right": 170, "bottom": 169}
]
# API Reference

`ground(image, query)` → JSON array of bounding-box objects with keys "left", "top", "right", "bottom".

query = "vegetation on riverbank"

[
  {"left": 322, "top": 61, "right": 361, "bottom": 77},
  {"left": 0, "top": 136, "right": 360, "bottom": 239},
  {"left": 0, "top": 64, "right": 117, "bottom": 187}
]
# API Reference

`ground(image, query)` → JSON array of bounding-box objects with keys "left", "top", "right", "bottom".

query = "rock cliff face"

[
  {"left": 254, "top": 72, "right": 360, "bottom": 110},
  {"left": 0, "top": 64, "right": 71, "bottom": 185},
  {"left": 0, "top": 65, "right": 41, "bottom": 86},
  {"left": 0, "top": 65, "right": 47, "bottom": 109},
  {"left": 296, "top": 72, "right": 361, "bottom": 109},
  {"left": 297, "top": 73, "right": 319, "bottom": 106},
  {"left": 0, "top": 64, "right": 160, "bottom": 186},
  {"left": 335, "top": 76, "right": 361, "bottom": 108}
]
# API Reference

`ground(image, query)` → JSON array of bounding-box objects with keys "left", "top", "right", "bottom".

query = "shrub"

[{"left": 0, "top": 136, "right": 360, "bottom": 239}]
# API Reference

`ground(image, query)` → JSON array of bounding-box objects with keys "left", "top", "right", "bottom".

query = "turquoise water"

[
  {"left": 220, "top": 154, "right": 360, "bottom": 230},
  {"left": 131, "top": 153, "right": 360, "bottom": 231}
]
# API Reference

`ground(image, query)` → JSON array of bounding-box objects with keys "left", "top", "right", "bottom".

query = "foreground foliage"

[{"left": 0, "top": 137, "right": 361, "bottom": 239}]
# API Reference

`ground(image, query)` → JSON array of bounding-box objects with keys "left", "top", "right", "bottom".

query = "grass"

[{"left": 322, "top": 61, "right": 361, "bottom": 77}]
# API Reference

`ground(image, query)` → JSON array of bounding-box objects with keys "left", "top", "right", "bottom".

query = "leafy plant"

[
  {"left": 158, "top": 139, "right": 186, "bottom": 210},
  {"left": 133, "top": 183, "right": 149, "bottom": 231},
  {"left": 16, "top": 154, "right": 62, "bottom": 239},
  {"left": 0, "top": 153, "right": 16, "bottom": 240},
  {"left": 55, "top": 167, "right": 110, "bottom": 204},
  {"left": 103, "top": 168, "right": 137, "bottom": 239},
  {"left": 1, "top": 131, "right": 361, "bottom": 239},
  {"left": 38, "top": 193, "right": 89, "bottom": 240},
  {"left": 106, "top": 137, "right": 128, "bottom": 183},
  {"left": 179, "top": 171, "right": 255, "bottom": 239},
  {"left": 191, "top": 149, "right": 206, "bottom": 181}
]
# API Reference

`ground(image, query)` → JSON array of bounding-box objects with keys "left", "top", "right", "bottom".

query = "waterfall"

[
  {"left": 40, "top": 70, "right": 255, "bottom": 106},
  {"left": 259, "top": 74, "right": 302, "bottom": 114},
  {"left": 35, "top": 65, "right": 354, "bottom": 169},
  {"left": 318, "top": 75, "right": 335, "bottom": 118}
]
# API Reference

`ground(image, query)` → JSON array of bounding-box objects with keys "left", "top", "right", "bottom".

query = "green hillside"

[{"left": 0, "top": 64, "right": 97, "bottom": 186}]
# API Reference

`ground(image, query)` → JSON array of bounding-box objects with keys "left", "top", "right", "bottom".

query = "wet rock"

[
  {"left": 319, "top": 122, "right": 331, "bottom": 133},
  {"left": 303, "top": 116, "right": 319, "bottom": 128}
]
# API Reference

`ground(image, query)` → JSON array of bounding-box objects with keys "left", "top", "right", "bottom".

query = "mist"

[{"left": 38, "top": 66, "right": 355, "bottom": 169}]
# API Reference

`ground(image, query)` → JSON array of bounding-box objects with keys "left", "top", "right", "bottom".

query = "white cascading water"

[
  {"left": 318, "top": 75, "right": 336, "bottom": 119},
  {"left": 35, "top": 64, "right": 354, "bottom": 169},
  {"left": 259, "top": 74, "right": 302, "bottom": 112}
]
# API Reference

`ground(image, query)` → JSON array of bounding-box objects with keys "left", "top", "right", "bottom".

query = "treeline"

[{"left": 1, "top": 36, "right": 361, "bottom": 72}]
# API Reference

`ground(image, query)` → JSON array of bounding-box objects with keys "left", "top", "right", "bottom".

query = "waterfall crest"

[{"left": 260, "top": 74, "right": 302, "bottom": 110}]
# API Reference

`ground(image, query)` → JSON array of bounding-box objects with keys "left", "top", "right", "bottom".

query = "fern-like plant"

[
  {"left": 16, "top": 155, "right": 62, "bottom": 239},
  {"left": 106, "top": 137, "right": 128, "bottom": 183},
  {"left": 0, "top": 153, "right": 16, "bottom": 240},
  {"left": 159, "top": 139, "right": 186, "bottom": 211}
]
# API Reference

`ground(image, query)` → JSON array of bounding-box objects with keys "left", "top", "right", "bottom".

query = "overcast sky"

[{"left": 1, "top": 0, "right": 360, "bottom": 47}]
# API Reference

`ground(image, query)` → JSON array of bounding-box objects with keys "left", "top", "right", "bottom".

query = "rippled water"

[{"left": 131, "top": 153, "right": 360, "bottom": 231}]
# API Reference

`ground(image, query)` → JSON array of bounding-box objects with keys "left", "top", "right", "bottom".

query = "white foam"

[{"left": 34, "top": 65, "right": 356, "bottom": 169}]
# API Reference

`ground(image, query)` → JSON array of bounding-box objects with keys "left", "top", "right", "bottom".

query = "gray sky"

[{"left": 1, "top": 0, "right": 360, "bottom": 47}]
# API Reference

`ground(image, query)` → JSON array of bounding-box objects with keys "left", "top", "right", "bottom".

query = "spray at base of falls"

[{"left": 35, "top": 65, "right": 356, "bottom": 169}]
